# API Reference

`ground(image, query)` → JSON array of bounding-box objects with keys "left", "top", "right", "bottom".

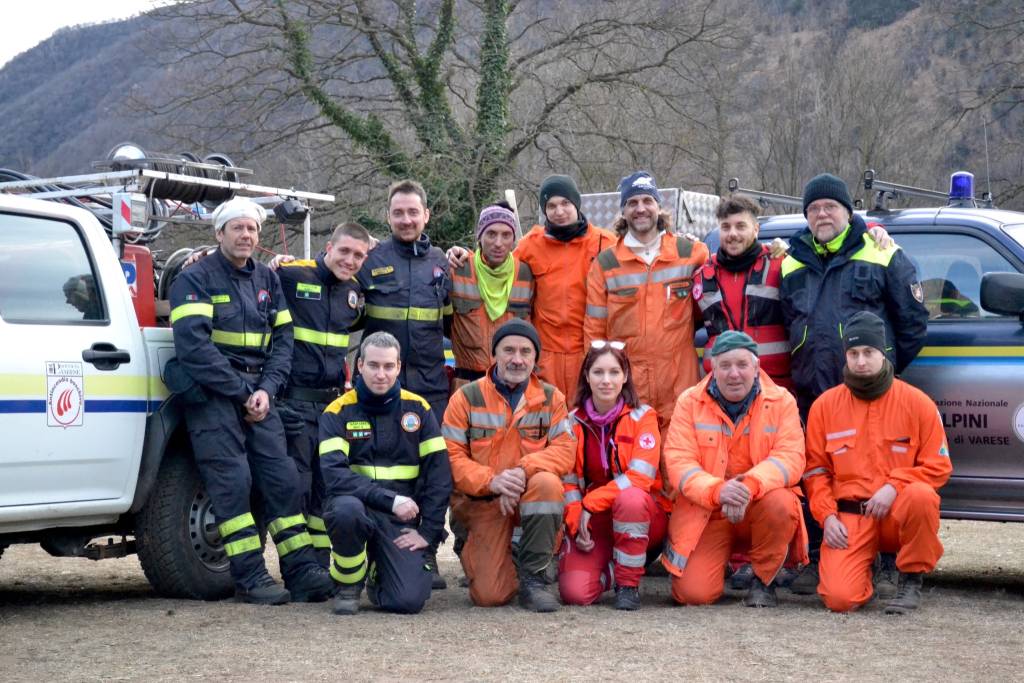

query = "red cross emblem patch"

[{"left": 638, "top": 432, "right": 656, "bottom": 450}]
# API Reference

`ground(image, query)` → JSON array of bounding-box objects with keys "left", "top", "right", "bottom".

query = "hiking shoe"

[
  {"left": 331, "top": 584, "right": 363, "bottom": 615},
  {"left": 884, "top": 573, "right": 924, "bottom": 615},
  {"left": 614, "top": 585, "right": 641, "bottom": 611},
  {"left": 235, "top": 574, "right": 290, "bottom": 606},
  {"left": 287, "top": 564, "right": 335, "bottom": 603},
  {"left": 873, "top": 553, "right": 899, "bottom": 600},
  {"left": 789, "top": 562, "right": 819, "bottom": 595},
  {"left": 425, "top": 548, "right": 447, "bottom": 590},
  {"left": 744, "top": 575, "right": 778, "bottom": 608},
  {"left": 518, "top": 570, "right": 560, "bottom": 613},
  {"left": 729, "top": 563, "right": 755, "bottom": 591}
]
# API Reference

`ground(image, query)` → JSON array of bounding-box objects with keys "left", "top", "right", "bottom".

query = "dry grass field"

[{"left": 1, "top": 520, "right": 1022, "bottom": 682}]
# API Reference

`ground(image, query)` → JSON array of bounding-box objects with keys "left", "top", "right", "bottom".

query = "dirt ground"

[{"left": 1, "top": 520, "right": 1022, "bottom": 682}]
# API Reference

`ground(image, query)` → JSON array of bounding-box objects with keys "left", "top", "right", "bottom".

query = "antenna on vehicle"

[{"left": 983, "top": 119, "right": 993, "bottom": 203}]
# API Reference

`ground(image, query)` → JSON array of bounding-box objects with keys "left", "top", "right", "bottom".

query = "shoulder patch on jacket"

[
  {"left": 399, "top": 388, "right": 432, "bottom": 411},
  {"left": 597, "top": 248, "right": 620, "bottom": 272},
  {"left": 674, "top": 235, "right": 694, "bottom": 259}
]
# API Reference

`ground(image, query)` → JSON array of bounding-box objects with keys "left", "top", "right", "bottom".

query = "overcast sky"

[{"left": 0, "top": 1, "right": 170, "bottom": 68}]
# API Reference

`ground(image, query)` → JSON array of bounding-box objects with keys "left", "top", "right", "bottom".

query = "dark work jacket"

[
  {"left": 357, "top": 235, "right": 452, "bottom": 402},
  {"left": 278, "top": 253, "right": 362, "bottom": 389},
  {"left": 780, "top": 214, "right": 928, "bottom": 414},
  {"left": 318, "top": 386, "right": 452, "bottom": 546},
  {"left": 169, "top": 249, "right": 293, "bottom": 402}
]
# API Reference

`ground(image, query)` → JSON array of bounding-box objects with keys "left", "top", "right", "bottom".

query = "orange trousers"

[
  {"left": 452, "top": 471, "right": 564, "bottom": 607},
  {"left": 671, "top": 488, "right": 801, "bottom": 605},
  {"left": 818, "top": 482, "right": 943, "bottom": 613},
  {"left": 536, "top": 350, "right": 584, "bottom": 406}
]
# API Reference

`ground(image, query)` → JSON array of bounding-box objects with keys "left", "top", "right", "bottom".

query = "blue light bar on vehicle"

[{"left": 949, "top": 171, "right": 974, "bottom": 201}]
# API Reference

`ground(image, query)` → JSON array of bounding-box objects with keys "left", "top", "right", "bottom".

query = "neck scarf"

[
  {"left": 474, "top": 249, "right": 515, "bottom": 321},
  {"left": 843, "top": 358, "right": 894, "bottom": 401},
  {"left": 545, "top": 213, "right": 589, "bottom": 242},
  {"left": 584, "top": 397, "right": 624, "bottom": 470},
  {"left": 717, "top": 241, "right": 762, "bottom": 273},
  {"left": 354, "top": 375, "right": 402, "bottom": 415}
]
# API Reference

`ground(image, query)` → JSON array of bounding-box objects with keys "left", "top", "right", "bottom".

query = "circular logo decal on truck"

[{"left": 1013, "top": 403, "right": 1024, "bottom": 445}]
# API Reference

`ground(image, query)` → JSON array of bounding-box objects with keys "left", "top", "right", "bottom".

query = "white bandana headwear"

[{"left": 212, "top": 197, "right": 266, "bottom": 232}]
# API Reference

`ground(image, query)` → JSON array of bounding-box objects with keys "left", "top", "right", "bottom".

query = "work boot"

[
  {"left": 287, "top": 564, "right": 335, "bottom": 603},
  {"left": 729, "top": 563, "right": 755, "bottom": 591},
  {"left": 884, "top": 573, "right": 924, "bottom": 615},
  {"left": 873, "top": 553, "right": 899, "bottom": 600},
  {"left": 235, "top": 574, "right": 290, "bottom": 606},
  {"left": 425, "top": 548, "right": 447, "bottom": 590},
  {"left": 332, "top": 584, "right": 363, "bottom": 615},
  {"left": 518, "top": 570, "right": 560, "bottom": 613},
  {"left": 744, "top": 575, "right": 778, "bottom": 608},
  {"left": 614, "top": 585, "right": 641, "bottom": 611},
  {"left": 788, "top": 562, "right": 819, "bottom": 595}
]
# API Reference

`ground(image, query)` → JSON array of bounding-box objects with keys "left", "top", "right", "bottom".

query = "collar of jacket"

[
  {"left": 693, "top": 369, "right": 788, "bottom": 412},
  {"left": 213, "top": 248, "right": 255, "bottom": 279},
  {"left": 391, "top": 233, "right": 433, "bottom": 258},
  {"left": 789, "top": 213, "right": 868, "bottom": 268},
  {"left": 314, "top": 252, "right": 339, "bottom": 285},
  {"left": 484, "top": 363, "right": 548, "bottom": 413},
  {"left": 614, "top": 230, "right": 677, "bottom": 263}
]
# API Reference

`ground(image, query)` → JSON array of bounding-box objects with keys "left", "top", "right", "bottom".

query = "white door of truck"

[{"left": 0, "top": 205, "right": 148, "bottom": 514}]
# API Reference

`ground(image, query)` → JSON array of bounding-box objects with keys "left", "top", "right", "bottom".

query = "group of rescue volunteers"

[{"left": 166, "top": 167, "right": 949, "bottom": 617}]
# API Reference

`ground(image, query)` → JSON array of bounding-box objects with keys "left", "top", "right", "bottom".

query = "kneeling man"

[
  {"left": 662, "top": 331, "right": 806, "bottom": 607},
  {"left": 804, "top": 311, "right": 951, "bottom": 614}
]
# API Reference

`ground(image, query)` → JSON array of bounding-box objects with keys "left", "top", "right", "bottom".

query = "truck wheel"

[{"left": 136, "top": 453, "right": 234, "bottom": 600}]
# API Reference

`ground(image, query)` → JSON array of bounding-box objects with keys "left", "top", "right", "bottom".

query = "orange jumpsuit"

[
  {"left": 516, "top": 223, "right": 616, "bottom": 401},
  {"left": 803, "top": 379, "right": 952, "bottom": 613},
  {"left": 584, "top": 232, "right": 709, "bottom": 431},
  {"left": 662, "top": 371, "right": 807, "bottom": 605},
  {"left": 442, "top": 368, "right": 576, "bottom": 606},
  {"left": 449, "top": 254, "right": 534, "bottom": 384}
]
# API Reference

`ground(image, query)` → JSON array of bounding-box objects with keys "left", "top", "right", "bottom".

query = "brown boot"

[{"left": 884, "top": 573, "right": 923, "bottom": 615}]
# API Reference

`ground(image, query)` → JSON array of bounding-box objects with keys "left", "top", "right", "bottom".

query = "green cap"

[{"left": 711, "top": 330, "right": 758, "bottom": 357}]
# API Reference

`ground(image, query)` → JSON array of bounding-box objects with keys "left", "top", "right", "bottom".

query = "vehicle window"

[
  {"left": 0, "top": 212, "right": 106, "bottom": 323},
  {"left": 898, "top": 232, "right": 1017, "bottom": 320}
]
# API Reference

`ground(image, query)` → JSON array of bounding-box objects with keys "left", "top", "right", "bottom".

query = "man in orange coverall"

[
  {"left": 661, "top": 331, "right": 806, "bottom": 607},
  {"left": 583, "top": 171, "right": 708, "bottom": 431},
  {"left": 803, "top": 311, "right": 951, "bottom": 614},
  {"left": 442, "top": 318, "right": 576, "bottom": 612}
]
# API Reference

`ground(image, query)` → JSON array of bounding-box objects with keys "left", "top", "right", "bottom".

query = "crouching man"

[
  {"left": 318, "top": 332, "right": 452, "bottom": 615},
  {"left": 662, "top": 331, "right": 807, "bottom": 607},
  {"left": 443, "top": 319, "right": 576, "bottom": 612},
  {"left": 803, "top": 312, "right": 951, "bottom": 614}
]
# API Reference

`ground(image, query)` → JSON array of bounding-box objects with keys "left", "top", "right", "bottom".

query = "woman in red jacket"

[{"left": 558, "top": 341, "right": 671, "bottom": 610}]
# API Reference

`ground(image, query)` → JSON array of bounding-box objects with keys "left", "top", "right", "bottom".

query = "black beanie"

[
  {"left": 802, "top": 173, "right": 853, "bottom": 216},
  {"left": 843, "top": 311, "right": 887, "bottom": 353},
  {"left": 491, "top": 318, "right": 542, "bottom": 357},
  {"left": 539, "top": 175, "right": 582, "bottom": 212}
]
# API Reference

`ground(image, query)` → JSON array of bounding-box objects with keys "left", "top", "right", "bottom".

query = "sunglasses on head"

[{"left": 590, "top": 340, "right": 625, "bottom": 351}]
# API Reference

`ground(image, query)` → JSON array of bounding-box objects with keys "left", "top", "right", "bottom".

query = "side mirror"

[{"left": 980, "top": 272, "right": 1024, "bottom": 320}]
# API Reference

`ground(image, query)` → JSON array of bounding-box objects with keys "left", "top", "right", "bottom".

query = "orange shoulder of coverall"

[
  {"left": 802, "top": 379, "right": 953, "bottom": 526},
  {"left": 442, "top": 368, "right": 577, "bottom": 497},
  {"left": 449, "top": 255, "right": 534, "bottom": 375},
  {"left": 660, "top": 370, "right": 807, "bottom": 576},
  {"left": 583, "top": 232, "right": 709, "bottom": 421},
  {"left": 562, "top": 403, "right": 670, "bottom": 537}
]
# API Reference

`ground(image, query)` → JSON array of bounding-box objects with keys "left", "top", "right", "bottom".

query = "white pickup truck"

[{"left": 0, "top": 162, "right": 331, "bottom": 599}]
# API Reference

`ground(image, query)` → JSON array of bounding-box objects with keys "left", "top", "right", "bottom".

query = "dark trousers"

[
  {"left": 278, "top": 397, "right": 331, "bottom": 566},
  {"left": 324, "top": 495, "right": 433, "bottom": 614},
  {"left": 184, "top": 393, "right": 318, "bottom": 589}
]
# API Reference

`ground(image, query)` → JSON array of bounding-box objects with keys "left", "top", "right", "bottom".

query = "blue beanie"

[{"left": 618, "top": 171, "right": 662, "bottom": 208}]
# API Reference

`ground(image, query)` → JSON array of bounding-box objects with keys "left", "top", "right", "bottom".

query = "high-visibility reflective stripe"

[
  {"left": 679, "top": 466, "right": 702, "bottom": 491},
  {"left": 629, "top": 404, "right": 652, "bottom": 421},
  {"left": 548, "top": 417, "right": 575, "bottom": 441},
  {"left": 452, "top": 280, "right": 479, "bottom": 296},
  {"left": 351, "top": 464, "right": 420, "bottom": 480},
  {"left": 695, "top": 422, "right": 722, "bottom": 432},
  {"left": 651, "top": 264, "right": 695, "bottom": 283},
  {"left": 510, "top": 286, "right": 532, "bottom": 300},
  {"left": 757, "top": 341, "right": 791, "bottom": 355},
  {"left": 276, "top": 531, "right": 313, "bottom": 557},
  {"left": 663, "top": 545, "right": 688, "bottom": 570},
  {"left": 763, "top": 425, "right": 778, "bottom": 434},
  {"left": 605, "top": 272, "right": 648, "bottom": 290},
  {"left": 628, "top": 459, "right": 657, "bottom": 478},
  {"left": 802, "top": 466, "right": 829, "bottom": 480},
  {"left": 697, "top": 290, "right": 722, "bottom": 312},
  {"left": 319, "top": 436, "right": 350, "bottom": 456},
  {"left": 218, "top": 512, "right": 257, "bottom": 538},
  {"left": 293, "top": 326, "right": 350, "bottom": 348},
  {"left": 826, "top": 429, "right": 857, "bottom": 440},
  {"left": 274, "top": 309, "right": 293, "bottom": 327},
  {"left": 332, "top": 548, "right": 366, "bottom": 569},
  {"left": 470, "top": 411, "right": 506, "bottom": 428},
  {"left": 612, "top": 520, "right": 649, "bottom": 538},
  {"left": 310, "top": 534, "right": 332, "bottom": 549},
  {"left": 614, "top": 474, "right": 632, "bottom": 491},
  {"left": 441, "top": 424, "right": 468, "bottom": 444},
  {"left": 891, "top": 445, "right": 908, "bottom": 453},
  {"left": 746, "top": 284, "right": 780, "bottom": 300},
  {"left": 613, "top": 549, "right": 647, "bottom": 568},
  {"left": 419, "top": 435, "right": 446, "bottom": 457},
  {"left": 520, "top": 410, "right": 551, "bottom": 426},
  {"left": 765, "top": 456, "right": 790, "bottom": 486},
  {"left": 586, "top": 304, "right": 608, "bottom": 319},
  {"left": 442, "top": 302, "right": 453, "bottom": 316},
  {"left": 562, "top": 473, "right": 581, "bottom": 486},
  {"left": 781, "top": 255, "right": 805, "bottom": 278},
  {"left": 267, "top": 514, "right": 306, "bottom": 537},
  {"left": 224, "top": 535, "right": 262, "bottom": 557},
  {"left": 330, "top": 562, "right": 367, "bottom": 584},
  {"left": 520, "top": 501, "right": 563, "bottom": 516},
  {"left": 170, "top": 302, "right": 213, "bottom": 324},
  {"left": 365, "top": 304, "right": 442, "bottom": 321},
  {"left": 851, "top": 234, "right": 897, "bottom": 267},
  {"left": 211, "top": 330, "right": 270, "bottom": 347},
  {"left": 563, "top": 490, "right": 582, "bottom": 503},
  {"left": 306, "top": 515, "right": 327, "bottom": 532}
]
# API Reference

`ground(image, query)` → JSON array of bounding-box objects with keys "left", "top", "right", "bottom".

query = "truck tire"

[{"left": 135, "top": 453, "right": 234, "bottom": 600}]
